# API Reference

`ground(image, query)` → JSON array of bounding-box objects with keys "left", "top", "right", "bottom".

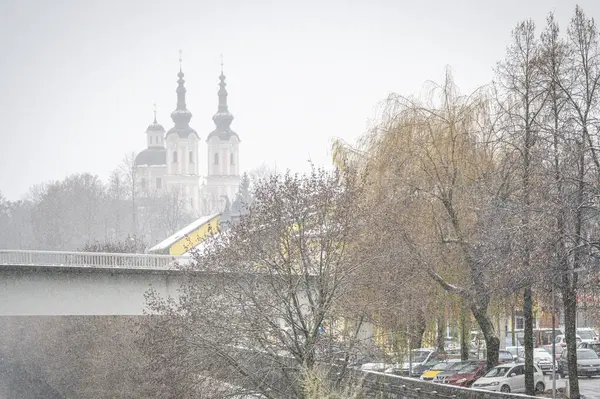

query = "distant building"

[{"left": 134, "top": 61, "right": 241, "bottom": 216}]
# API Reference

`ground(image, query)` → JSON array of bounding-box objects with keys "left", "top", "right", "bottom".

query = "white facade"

[
  {"left": 205, "top": 135, "right": 241, "bottom": 212},
  {"left": 134, "top": 66, "right": 241, "bottom": 216}
]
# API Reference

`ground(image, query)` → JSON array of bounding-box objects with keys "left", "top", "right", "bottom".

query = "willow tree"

[{"left": 354, "top": 70, "right": 511, "bottom": 367}]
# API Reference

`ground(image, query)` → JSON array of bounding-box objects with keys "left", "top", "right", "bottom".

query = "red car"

[{"left": 444, "top": 362, "right": 488, "bottom": 387}]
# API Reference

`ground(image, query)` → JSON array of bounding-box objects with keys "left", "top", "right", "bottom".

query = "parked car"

[
  {"left": 384, "top": 349, "right": 446, "bottom": 376},
  {"left": 557, "top": 348, "right": 600, "bottom": 378},
  {"left": 433, "top": 360, "right": 480, "bottom": 383},
  {"left": 577, "top": 328, "right": 598, "bottom": 344},
  {"left": 360, "top": 359, "right": 394, "bottom": 372},
  {"left": 533, "top": 348, "right": 555, "bottom": 374},
  {"left": 442, "top": 362, "right": 488, "bottom": 387},
  {"left": 555, "top": 334, "right": 582, "bottom": 348},
  {"left": 472, "top": 363, "right": 545, "bottom": 393},
  {"left": 578, "top": 341, "right": 600, "bottom": 356},
  {"left": 505, "top": 346, "right": 524, "bottom": 361},
  {"left": 445, "top": 336, "right": 460, "bottom": 351},
  {"left": 498, "top": 350, "right": 514, "bottom": 363},
  {"left": 420, "top": 359, "right": 464, "bottom": 381},
  {"left": 548, "top": 334, "right": 582, "bottom": 360},
  {"left": 395, "top": 358, "right": 438, "bottom": 377}
]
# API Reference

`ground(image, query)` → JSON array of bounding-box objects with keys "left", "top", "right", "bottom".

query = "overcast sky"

[{"left": 0, "top": 0, "right": 598, "bottom": 200}]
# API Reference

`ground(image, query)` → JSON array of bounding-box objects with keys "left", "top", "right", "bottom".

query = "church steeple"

[
  {"left": 146, "top": 103, "right": 165, "bottom": 148},
  {"left": 170, "top": 50, "right": 193, "bottom": 129},
  {"left": 212, "top": 55, "right": 234, "bottom": 131},
  {"left": 205, "top": 56, "right": 241, "bottom": 215}
]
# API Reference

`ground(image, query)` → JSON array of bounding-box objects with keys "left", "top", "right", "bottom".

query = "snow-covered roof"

[{"left": 148, "top": 213, "right": 220, "bottom": 252}]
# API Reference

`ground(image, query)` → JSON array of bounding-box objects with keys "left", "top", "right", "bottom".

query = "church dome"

[
  {"left": 207, "top": 72, "right": 240, "bottom": 142},
  {"left": 146, "top": 121, "right": 165, "bottom": 132},
  {"left": 134, "top": 147, "right": 166, "bottom": 166}
]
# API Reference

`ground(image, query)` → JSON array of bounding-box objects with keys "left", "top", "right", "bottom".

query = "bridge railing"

[{"left": 0, "top": 250, "right": 189, "bottom": 270}]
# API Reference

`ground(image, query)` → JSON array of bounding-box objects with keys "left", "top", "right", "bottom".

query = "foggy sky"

[{"left": 1, "top": 0, "right": 598, "bottom": 200}]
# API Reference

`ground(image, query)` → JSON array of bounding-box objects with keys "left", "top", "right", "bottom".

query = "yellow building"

[{"left": 148, "top": 213, "right": 221, "bottom": 256}]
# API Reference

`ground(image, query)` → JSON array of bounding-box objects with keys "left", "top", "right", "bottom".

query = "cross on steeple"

[
  {"left": 153, "top": 102, "right": 157, "bottom": 123},
  {"left": 220, "top": 53, "right": 224, "bottom": 74},
  {"left": 179, "top": 49, "right": 183, "bottom": 71}
]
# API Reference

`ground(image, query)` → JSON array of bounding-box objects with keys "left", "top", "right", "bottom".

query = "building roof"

[
  {"left": 134, "top": 148, "right": 166, "bottom": 166},
  {"left": 148, "top": 213, "right": 221, "bottom": 254},
  {"left": 146, "top": 121, "right": 165, "bottom": 132}
]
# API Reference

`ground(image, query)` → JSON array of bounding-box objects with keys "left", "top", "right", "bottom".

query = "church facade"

[{"left": 134, "top": 64, "right": 241, "bottom": 216}]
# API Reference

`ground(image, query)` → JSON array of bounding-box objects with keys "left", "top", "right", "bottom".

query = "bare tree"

[
  {"left": 537, "top": 8, "right": 600, "bottom": 398},
  {"left": 495, "top": 19, "right": 547, "bottom": 394},
  {"left": 142, "top": 168, "right": 368, "bottom": 398},
  {"left": 119, "top": 152, "right": 139, "bottom": 236},
  {"left": 29, "top": 173, "right": 108, "bottom": 250}
]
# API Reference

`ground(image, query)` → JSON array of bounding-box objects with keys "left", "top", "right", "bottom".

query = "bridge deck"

[{"left": 0, "top": 250, "right": 189, "bottom": 271}]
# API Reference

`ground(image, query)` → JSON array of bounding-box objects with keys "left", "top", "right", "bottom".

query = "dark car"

[
  {"left": 393, "top": 358, "right": 437, "bottom": 377},
  {"left": 444, "top": 362, "right": 488, "bottom": 387},
  {"left": 558, "top": 348, "right": 600, "bottom": 378}
]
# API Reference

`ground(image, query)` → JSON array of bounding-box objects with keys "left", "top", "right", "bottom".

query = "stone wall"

[{"left": 349, "top": 371, "right": 538, "bottom": 399}]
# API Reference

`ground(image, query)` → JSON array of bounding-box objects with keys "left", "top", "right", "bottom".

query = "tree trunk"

[
  {"left": 511, "top": 300, "right": 516, "bottom": 346},
  {"left": 471, "top": 305, "right": 499, "bottom": 368},
  {"left": 563, "top": 287, "right": 580, "bottom": 399},
  {"left": 523, "top": 287, "right": 535, "bottom": 395},
  {"left": 460, "top": 305, "right": 470, "bottom": 361},
  {"left": 436, "top": 315, "right": 446, "bottom": 353},
  {"left": 413, "top": 312, "right": 427, "bottom": 350}
]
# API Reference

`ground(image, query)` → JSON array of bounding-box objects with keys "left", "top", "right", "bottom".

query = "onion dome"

[
  {"left": 147, "top": 107, "right": 165, "bottom": 132},
  {"left": 166, "top": 56, "right": 199, "bottom": 139},
  {"left": 207, "top": 63, "right": 239, "bottom": 141}
]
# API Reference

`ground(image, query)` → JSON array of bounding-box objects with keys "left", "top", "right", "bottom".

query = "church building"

[{"left": 134, "top": 61, "right": 241, "bottom": 216}]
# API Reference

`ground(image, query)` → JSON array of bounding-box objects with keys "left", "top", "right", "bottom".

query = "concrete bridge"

[{"left": 0, "top": 250, "right": 191, "bottom": 316}]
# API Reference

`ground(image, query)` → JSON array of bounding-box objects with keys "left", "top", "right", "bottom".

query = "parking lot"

[{"left": 548, "top": 375, "right": 600, "bottom": 398}]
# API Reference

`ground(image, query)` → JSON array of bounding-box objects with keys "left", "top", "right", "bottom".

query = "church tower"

[
  {"left": 146, "top": 105, "right": 165, "bottom": 149},
  {"left": 164, "top": 56, "right": 201, "bottom": 212},
  {"left": 205, "top": 62, "right": 241, "bottom": 213},
  {"left": 134, "top": 106, "right": 167, "bottom": 193}
]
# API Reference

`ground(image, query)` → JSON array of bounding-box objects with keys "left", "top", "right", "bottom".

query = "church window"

[
  {"left": 156, "top": 178, "right": 162, "bottom": 189},
  {"left": 189, "top": 151, "right": 194, "bottom": 163},
  {"left": 150, "top": 136, "right": 152, "bottom": 144},
  {"left": 214, "top": 153, "right": 219, "bottom": 165},
  {"left": 173, "top": 151, "right": 178, "bottom": 163},
  {"left": 140, "top": 178, "right": 146, "bottom": 190},
  {"left": 230, "top": 153, "right": 234, "bottom": 165}
]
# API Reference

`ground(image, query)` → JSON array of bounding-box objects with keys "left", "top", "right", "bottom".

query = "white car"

[
  {"left": 360, "top": 360, "right": 393, "bottom": 372},
  {"left": 556, "top": 334, "right": 582, "bottom": 347},
  {"left": 533, "top": 348, "right": 556, "bottom": 374},
  {"left": 472, "top": 363, "right": 545, "bottom": 393},
  {"left": 383, "top": 348, "right": 442, "bottom": 375},
  {"left": 577, "top": 328, "right": 598, "bottom": 344}
]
